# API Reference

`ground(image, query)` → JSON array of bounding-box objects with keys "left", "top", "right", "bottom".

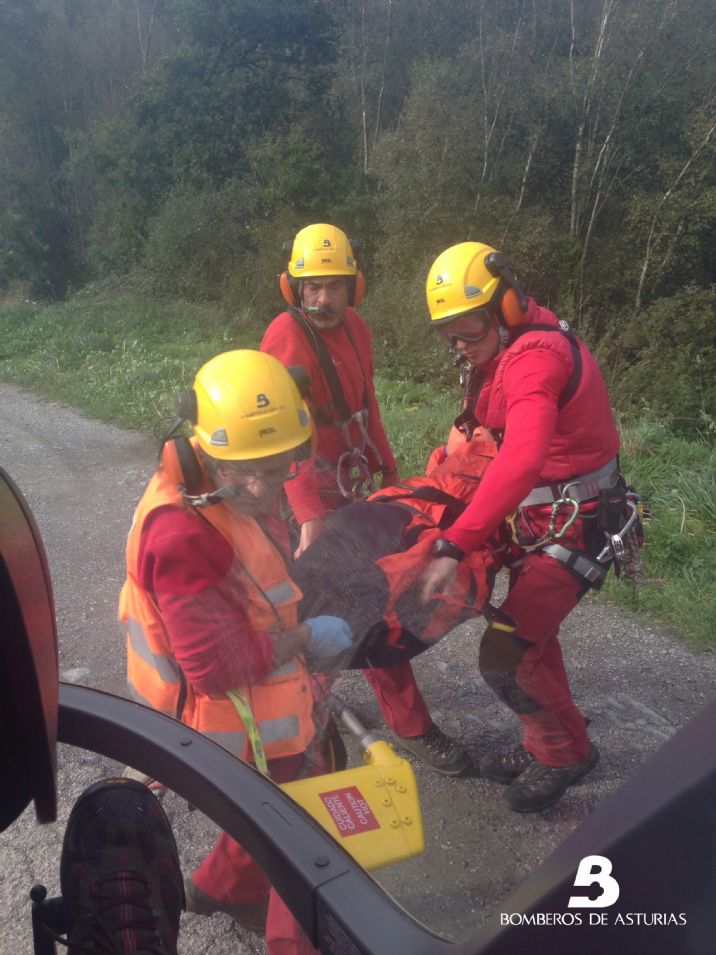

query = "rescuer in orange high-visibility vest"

[{"left": 119, "top": 350, "right": 353, "bottom": 954}]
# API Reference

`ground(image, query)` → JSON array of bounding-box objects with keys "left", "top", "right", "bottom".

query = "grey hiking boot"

[
  {"left": 480, "top": 744, "right": 535, "bottom": 784},
  {"left": 504, "top": 743, "right": 600, "bottom": 814},
  {"left": 184, "top": 878, "right": 268, "bottom": 934},
  {"left": 394, "top": 725, "right": 473, "bottom": 777}
]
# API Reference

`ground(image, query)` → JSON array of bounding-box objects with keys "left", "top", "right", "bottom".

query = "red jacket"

[
  {"left": 260, "top": 307, "right": 397, "bottom": 522},
  {"left": 444, "top": 299, "right": 620, "bottom": 554}
]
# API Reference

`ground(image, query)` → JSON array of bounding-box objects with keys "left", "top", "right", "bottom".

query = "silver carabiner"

[{"left": 597, "top": 500, "right": 638, "bottom": 563}]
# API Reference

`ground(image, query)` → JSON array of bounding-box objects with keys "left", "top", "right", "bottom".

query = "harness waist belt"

[{"left": 519, "top": 458, "right": 619, "bottom": 507}]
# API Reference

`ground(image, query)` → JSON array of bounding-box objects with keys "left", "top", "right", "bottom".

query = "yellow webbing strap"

[{"left": 227, "top": 689, "right": 269, "bottom": 776}]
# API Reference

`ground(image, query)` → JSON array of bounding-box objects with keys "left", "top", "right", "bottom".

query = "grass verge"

[{"left": 1, "top": 292, "right": 713, "bottom": 648}]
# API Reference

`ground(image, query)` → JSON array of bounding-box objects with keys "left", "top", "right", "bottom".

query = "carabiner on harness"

[
  {"left": 336, "top": 446, "right": 374, "bottom": 500},
  {"left": 548, "top": 497, "right": 580, "bottom": 539},
  {"left": 335, "top": 409, "right": 382, "bottom": 501},
  {"left": 596, "top": 498, "right": 638, "bottom": 564}
]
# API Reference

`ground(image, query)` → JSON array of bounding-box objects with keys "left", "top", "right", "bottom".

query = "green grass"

[{"left": 1, "top": 291, "right": 714, "bottom": 647}]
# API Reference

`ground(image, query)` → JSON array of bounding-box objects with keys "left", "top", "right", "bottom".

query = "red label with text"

[{"left": 319, "top": 786, "right": 380, "bottom": 837}]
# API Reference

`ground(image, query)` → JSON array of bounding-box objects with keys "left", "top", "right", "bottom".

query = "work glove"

[{"left": 305, "top": 616, "right": 353, "bottom": 658}]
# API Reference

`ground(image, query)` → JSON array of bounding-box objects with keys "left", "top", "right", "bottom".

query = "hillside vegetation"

[{"left": 0, "top": 1, "right": 713, "bottom": 643}]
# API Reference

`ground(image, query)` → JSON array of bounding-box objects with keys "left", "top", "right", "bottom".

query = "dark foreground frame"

[{"left": 53, "top": 684, "right": 716, "bottom": 955}]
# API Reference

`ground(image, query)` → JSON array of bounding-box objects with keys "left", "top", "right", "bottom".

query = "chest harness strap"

[{"left": 288, "top": 307, "right": 383, "bottom": 499}]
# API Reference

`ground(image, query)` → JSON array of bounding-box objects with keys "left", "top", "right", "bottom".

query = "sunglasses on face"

[{"left": 434, "top": 309, "right": 494, "bottom": 348}]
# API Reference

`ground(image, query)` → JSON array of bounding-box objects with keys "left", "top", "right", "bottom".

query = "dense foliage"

[{"left": 0, "top": 0, "right": 714, "bottom": 429}]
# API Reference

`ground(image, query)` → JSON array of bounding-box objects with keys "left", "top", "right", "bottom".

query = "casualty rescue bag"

[{"left": 293, "top": 436, "right": 499, "bottom": 669}]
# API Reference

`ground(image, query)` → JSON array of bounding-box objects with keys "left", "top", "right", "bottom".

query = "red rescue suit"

[
  {"left": 441, "top": 300, "right": 620, "bottom": 766},
  {"left": 261, "top": 307, "right": 432, "bottom": 740},
  {"left": 260, "top": 307, "right": 397, "bottom": 520}
]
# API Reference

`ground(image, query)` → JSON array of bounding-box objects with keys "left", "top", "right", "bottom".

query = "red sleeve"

[
  {"left": 444, "top": 348, "right": 570, "bottom": 553},
  {"left": 347, "top": 314, "right": 398, "bottom": 473},
  {"left": 137, "top": 506, "right": 276, "bottom": 695},
  {"left": 261, "top": 314, "right": 326, "bottom": 523}
]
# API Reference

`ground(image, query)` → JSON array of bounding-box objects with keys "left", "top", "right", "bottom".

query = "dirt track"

[{"left": 1, "top": 381, "right": 714, "bottom": 954}]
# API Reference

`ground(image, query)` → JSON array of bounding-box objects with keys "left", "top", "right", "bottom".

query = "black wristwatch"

[{"left": 431, "top": 537, "right": 465, "bottom": 561}]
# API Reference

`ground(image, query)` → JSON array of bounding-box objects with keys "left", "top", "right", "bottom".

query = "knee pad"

[{"left": 479, "top": 623, "right": 540, "bottom": 714}]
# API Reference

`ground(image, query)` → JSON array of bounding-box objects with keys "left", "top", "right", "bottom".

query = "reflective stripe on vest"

[
  {"left": 264, "top": 580, "right": 297, "bottom": 608},
  {"left": 126, "top": 680, "right": 177, "bottom": 716},
  {"left": 126, "top": 616, "right": 183, "bottom": 685},
  {"left": 204, "top": 716, "right": 300, "bottom": 759}
]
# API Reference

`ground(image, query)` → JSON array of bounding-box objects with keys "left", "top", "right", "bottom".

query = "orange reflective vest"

[{"left": 119, "top": 439, "right": 315, "bottom": 763}]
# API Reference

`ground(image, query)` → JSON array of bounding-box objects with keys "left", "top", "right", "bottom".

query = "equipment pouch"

[{"left": 596, "top": 480, "right": 627, "bottom": 534}]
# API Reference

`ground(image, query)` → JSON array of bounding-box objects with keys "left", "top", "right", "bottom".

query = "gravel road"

[{"left": 1, "top": 381, "right": 714, "bottom": 954}]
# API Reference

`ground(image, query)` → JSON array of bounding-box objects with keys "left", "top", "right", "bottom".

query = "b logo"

[
  {"left": 436, "top": 274, "right": 444, "bottom": 285},
  {"left": 256, "top": 393, "right": 270, "bottom": 409},
  {"left": 568, "top": 855, "right": 620, "bottom": 908}
]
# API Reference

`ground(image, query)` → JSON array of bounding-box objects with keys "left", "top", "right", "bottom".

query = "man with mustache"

[{"left": 261, "top": 223, "right": 471, "bottom": 777}]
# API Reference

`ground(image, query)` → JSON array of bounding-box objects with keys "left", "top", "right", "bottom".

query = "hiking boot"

[
  {"left": 184, "top": 879, "right": 268, "bottom": 934},
  {"left": 61, "top": 778, "right": 183, "bottom": 955},
  {"left": 504, "top": 744, "right": 600, "bottom": 814},
  {"left": 480, "top": 745, "right": 535, "bottom": 784},
  {"left": 394, "top": 726, "right": 473, "bottom": 776}
]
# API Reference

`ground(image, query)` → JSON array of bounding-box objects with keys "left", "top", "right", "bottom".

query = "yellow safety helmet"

[
  {"left": 188, "top": 350, "right": 312, "bottom": 461},
  {"left": 286, "top": 223, "right": 358, "bottom": 279},
  {"left": 280, "top": 223, "right": 365, "bottom": 307},
  {"left": 426, "top": 242, "right": 527, "bottom": 328}
]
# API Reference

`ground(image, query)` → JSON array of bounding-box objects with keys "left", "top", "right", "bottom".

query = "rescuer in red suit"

[
  {"left": 261, "top": 223, "right": 471, "bottom": 777},
  {"left": 420, "top": 241, "right": 622, "bottom": 813}
]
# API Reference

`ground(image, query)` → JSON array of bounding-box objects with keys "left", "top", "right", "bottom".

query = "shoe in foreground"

[{"left": 61, "top": 777, "right": 183, "bottom": 954}]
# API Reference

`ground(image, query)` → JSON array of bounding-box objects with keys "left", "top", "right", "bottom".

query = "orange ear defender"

[
  {"left": 278, "top": 270, "right": 366, "bottom": 307},
  {"left": 351, "top": 271, "right": 366, "bottom": 307},
  {"left": 485, "top": 251, "right": 528, "bottom": 327},
  {"left": 279, "top": 271, "right": 299, "bottom": 306}
]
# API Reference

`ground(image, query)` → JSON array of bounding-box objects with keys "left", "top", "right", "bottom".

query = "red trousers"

[
  {"left": 191, "top": 753, "right": 318, "bottom": 955},
  {"left": 482, "top": 547, "right": 595, "bottom": 766},
  {"left": 362, "top": 662, "right": 433, "bottom": 737}
]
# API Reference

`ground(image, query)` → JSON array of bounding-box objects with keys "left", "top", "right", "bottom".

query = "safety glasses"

[
  {"left": 433, "top": 309, "right": 494, "bottom": 348},
  {"left": 220, "top": 456, "right": 299, "bottom": 484}
]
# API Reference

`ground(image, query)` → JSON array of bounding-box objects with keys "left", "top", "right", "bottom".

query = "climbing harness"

[{"left": 287, "top": 307, "right": 384, "bottom": 500}]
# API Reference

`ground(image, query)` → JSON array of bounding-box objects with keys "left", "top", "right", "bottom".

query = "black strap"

[
  {"left": 453, "top": 324, "right": 583, "bottom": 442},
  {"left": 510, "top": 323, "right": 583, "bottom": 410},
  {"left": 371, "top": 486, "right": 469, "bottom": 539},
  {"left": 287, "top": 307, "right": 370, "bottom": 427}
]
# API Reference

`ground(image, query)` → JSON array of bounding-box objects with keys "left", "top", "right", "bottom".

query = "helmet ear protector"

[
  {"left": 154, "top": 389, "right": 204, "bottom": 495},
  {"left": 279, "top": 239, "right": 366, "bottom": 308},
  {"left": 485, "top": 251, "right": 528, "bottom": 328}
]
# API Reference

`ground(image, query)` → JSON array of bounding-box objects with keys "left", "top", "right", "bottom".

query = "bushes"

[
  {"left": 594, "top": 286, "right": 716, "bottom": 437},
  {"left": 143, "top": 181, "right": 253, "bottom": 301}
]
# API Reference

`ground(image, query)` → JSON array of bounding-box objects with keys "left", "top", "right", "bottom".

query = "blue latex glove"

[{"left": 305, "top": 616, "right": 353, "bottom": 658}]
